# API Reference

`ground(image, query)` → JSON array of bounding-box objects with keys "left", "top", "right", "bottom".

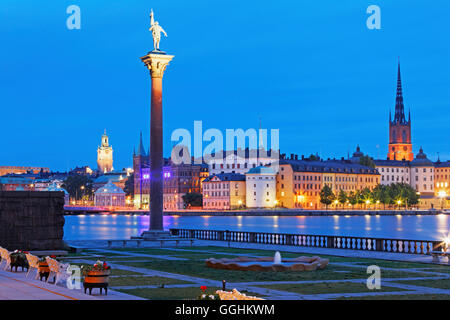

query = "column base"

[{"left": 140, "top": 230, "right": 171, "bottom": 240}]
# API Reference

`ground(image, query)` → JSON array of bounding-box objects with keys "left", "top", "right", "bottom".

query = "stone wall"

[{"left": 0, "top": 191, "right": 65, "bottom": 250}]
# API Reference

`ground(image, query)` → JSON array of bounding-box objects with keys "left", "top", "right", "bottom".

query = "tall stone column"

[{"left": 140, "top": 52, "right": 174, "bottom": 238}]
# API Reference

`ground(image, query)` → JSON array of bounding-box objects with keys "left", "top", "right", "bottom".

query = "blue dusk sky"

[{"left": 0, "top": 0, "right": 449, "bottom": 171}]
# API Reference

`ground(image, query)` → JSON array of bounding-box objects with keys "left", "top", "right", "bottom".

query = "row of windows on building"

[
  {"left": 247, "top": 176, "right": 275, "bottom": 180},
  {"left": 416, "top": 184, "right": 434, "bottom": 191},
  {"left": 381, "top": 175, "right": 409, "bottom": 182},
  {"left": 205, "top": 191, "right": 233, "bottom": 197},
  {"left": 380, "top": 167, "right": 409, "bottom": 173},
  {"left": 204, "top": 183, "right": 234, "bottom": 190},
  {"left": 204, "top": 201, "right": 230, "bottom": 207},
  {"left": 212, "top": 162, "right": 269, "bottom": 169}
]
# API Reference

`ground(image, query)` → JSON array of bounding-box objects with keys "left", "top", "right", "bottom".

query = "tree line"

[{"left": 320, "top": 183, "right": 420, "bottom": 210}]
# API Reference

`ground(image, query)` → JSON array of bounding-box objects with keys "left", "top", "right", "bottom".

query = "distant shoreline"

[{"left": 64, "top": 208, "right": 446, "bottom": 217}]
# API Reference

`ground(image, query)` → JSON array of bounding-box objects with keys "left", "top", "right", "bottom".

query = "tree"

[
  {"left": 124, "top": 173, "right": 134, "bottom": 197},
  {"left": 62, "top": 175, "right": 93, "bottom": 200},
  {"left": 320, "top": 185, "right": 335, "bottom": 210},
  {"left": 348, "top": 191, "right": 358, "bottom": 208},
  {"left": 360, "top": 187, "right": 373, "bottom": 208},
  {"left": 182, "top": 192, "right": 203, "bottom": 208},
  {"left": 359, "top": 155, "right": 376, "bottom": 168},
  {"left": 307, "top": 154, "right": 320, "bottom": 161},
  {"left": 337, "top": 190, "right": 348, "bottom": 209}
]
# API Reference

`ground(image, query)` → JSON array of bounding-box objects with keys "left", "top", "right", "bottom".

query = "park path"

[{"left": 75, "top": 247, "right": 450, "bottom": 300}]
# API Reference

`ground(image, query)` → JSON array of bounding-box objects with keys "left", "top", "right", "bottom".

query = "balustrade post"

[{"left": 327, "top": 236, "right": 335, "bottom": 248}]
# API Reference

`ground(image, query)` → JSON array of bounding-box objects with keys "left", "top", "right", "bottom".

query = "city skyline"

[{"left": 1, "top": 1, "right": 449, "bottom": 171}]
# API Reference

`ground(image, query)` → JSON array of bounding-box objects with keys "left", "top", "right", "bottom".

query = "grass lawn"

[
  {"left": 117, "top": 259, "right": 433, "bottom": 282},
  {"left": 116, "top": 286, "right": 222, "bottom": 300},
  {"left": 254, "top": 282, "right": 408, "bottom": 295},
  {"left": 352, "top": 260, "right": 449, "bottom": 269},
  {"left": 116, "top": 286, "right": 265, "bottom": 300},
  {"left": 110, "top": 276, "right": 193, "bottom": 287},
  {"left": 394, "top": 279, "right": 450, "bottom": 290}
]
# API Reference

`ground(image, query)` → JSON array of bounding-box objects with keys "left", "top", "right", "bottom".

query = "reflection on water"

[{"left": 63, "top": 214, "right": 450, "bottom": 241}]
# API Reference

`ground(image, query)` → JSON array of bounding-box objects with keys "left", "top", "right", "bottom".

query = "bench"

[
  {"left": 430, "top": 251, "right": 450, "bottom": 263},
  {"left": 107, "top": 239, "right": 142, "bottom": 248},
  {"left": 157, "top": 238, "right": 195, "bottom": 248}
]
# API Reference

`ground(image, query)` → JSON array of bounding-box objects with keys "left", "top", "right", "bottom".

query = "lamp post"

[{"left": 438, "top": 190, "right": 447, "bottom": 210}]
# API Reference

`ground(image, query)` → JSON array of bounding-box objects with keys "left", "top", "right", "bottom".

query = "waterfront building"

[
  {"left": 202, "top": 173, "right": 246, "bottom": 210},
  {"left": 245, "top": 166, "right": 277, "bottom": 208},
  {"left": 162, "top": 163, "right": 208, "bottom": 210},
  {"left": 94, "top": 181, "right": 126, "bottom": 207},
  {"left": 435, "top": 160, "right": 450, "bottom": 209},
  {"left": 97, "top": 130, "right": 114, "bottom": 174},
  {"left": 208, "top": 148, "right": 277, "bottom": 175},
  {"left": 410, "top": 147, "right": 435, "bottom": 208},
  {"left": 0, "top": 176, "right": 35, "bottom": 191},
  {"left": 0, "top": 166, "right": 49, "bottom": 176},
  {"left": 387, "top": 63, "right": 414, "bottom": 161},
  {"left": 47, "top": 183, "right": 70, "bottom": 205},
  {"left": 69, "top": 166, "right": 94, "bottom": 176},
  {"left": 374, "top": 160, "right": 410, "bottom": 185},
  {"left": 133, "top": 132, "right": 209, "bottom": 209},
  {"left": 93, "top": 171, "right": 128, "bottom": 191},
  {"left": 276, "top": 157, "right": 379, "bottom": 209}
]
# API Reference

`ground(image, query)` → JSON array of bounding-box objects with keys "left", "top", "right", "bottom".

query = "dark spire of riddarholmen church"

[
  {"left": 393, "top": 61, "right": 407, "bottom": 124},
  {"left": 138, "top": 131, "right": 146, "bottom": 156}
]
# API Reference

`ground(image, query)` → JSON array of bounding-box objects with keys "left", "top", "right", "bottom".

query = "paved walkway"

[{"left": 0, "top": 269, "right": 143, "bottom": 300}]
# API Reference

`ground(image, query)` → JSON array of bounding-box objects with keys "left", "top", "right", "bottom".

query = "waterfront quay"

[{"left": 64, "top": 207, "right": 446, "bottom": 217}]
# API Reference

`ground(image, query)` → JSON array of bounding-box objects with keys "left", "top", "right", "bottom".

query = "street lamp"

[{"left": 438, "top": 190, "right": 447, "bottom": 210}]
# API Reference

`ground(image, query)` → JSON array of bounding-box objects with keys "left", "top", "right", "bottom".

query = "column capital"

[{"left": 140, "top": 52, "right": 174, "bottom": 78}]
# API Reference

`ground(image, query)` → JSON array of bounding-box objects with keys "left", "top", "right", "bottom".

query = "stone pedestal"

[
  {"left": 140, "top": 51, "right": 174, "bottom": 233},
  {"left": 141, "top": 230, "right": 171, "bottom": 240}
]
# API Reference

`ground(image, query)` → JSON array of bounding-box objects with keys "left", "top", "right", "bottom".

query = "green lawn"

[
  {"left": 393, "top": 279, "right": 450, "bottom": 290},
  {"left": 73, "top": 245, "right": 450, "bottom": 300},
  {"left": 110, "top": 276, "right": 193, "bottom": 287},
  {"left": 116, "top": 287, "right": 222, "bottom": 300},
  {"left": 254, "top": 281, "right": 408, "bottom": 295},
  {"left": 117, "top": 259, "right": 433, "bottom": 282}
]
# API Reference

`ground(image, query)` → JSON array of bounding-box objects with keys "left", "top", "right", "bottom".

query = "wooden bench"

[
  {"left": 430, "top": 251, "right": 450, "bottom": 263},
  {"left": 107, "top": 239, "right": 142, "bottom": 248},
  {"left": 157, "top": 238, "right": 195, "bottom": 248}
]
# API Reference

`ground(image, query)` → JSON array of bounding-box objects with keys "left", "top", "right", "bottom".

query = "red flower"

[
  {"left": 200, "top": 286, "right": 207, "bottom": 292},
  {"left": 50, "top": 255, "right": 56, "bottom": 258},
  {"left": 23, "top": 251, "right": 29, "bottom": 254}
]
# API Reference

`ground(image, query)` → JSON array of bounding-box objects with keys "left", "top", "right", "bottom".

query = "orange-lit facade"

[
  {"left": 0, "top": 166, "right": 49, "bottom": 176},
  {"left": 435, "top": 160, "right": 450, "bottom": 208},
  {"left": 277, "top": 158, "right": 379, "bottom": 209}
]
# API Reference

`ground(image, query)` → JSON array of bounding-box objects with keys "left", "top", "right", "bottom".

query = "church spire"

[
  {"left": 393, "top": 60, "right": 407, "bottom": 124},
  {"left": 138, "top": 131, "right": 146, "bottom": 156}
]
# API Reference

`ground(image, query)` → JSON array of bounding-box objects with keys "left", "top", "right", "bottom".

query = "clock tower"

[{"left": 97, "top": 129, "right": 114, "bottom": 173}]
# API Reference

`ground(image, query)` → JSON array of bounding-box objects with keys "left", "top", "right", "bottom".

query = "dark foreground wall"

[{"left": 0, "top": 191, "right": 65, "bottom": 250}]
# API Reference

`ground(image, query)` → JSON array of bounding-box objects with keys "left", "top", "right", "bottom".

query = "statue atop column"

[{"left": 149, "top": 9, "right": 167, "bottom": 52}]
